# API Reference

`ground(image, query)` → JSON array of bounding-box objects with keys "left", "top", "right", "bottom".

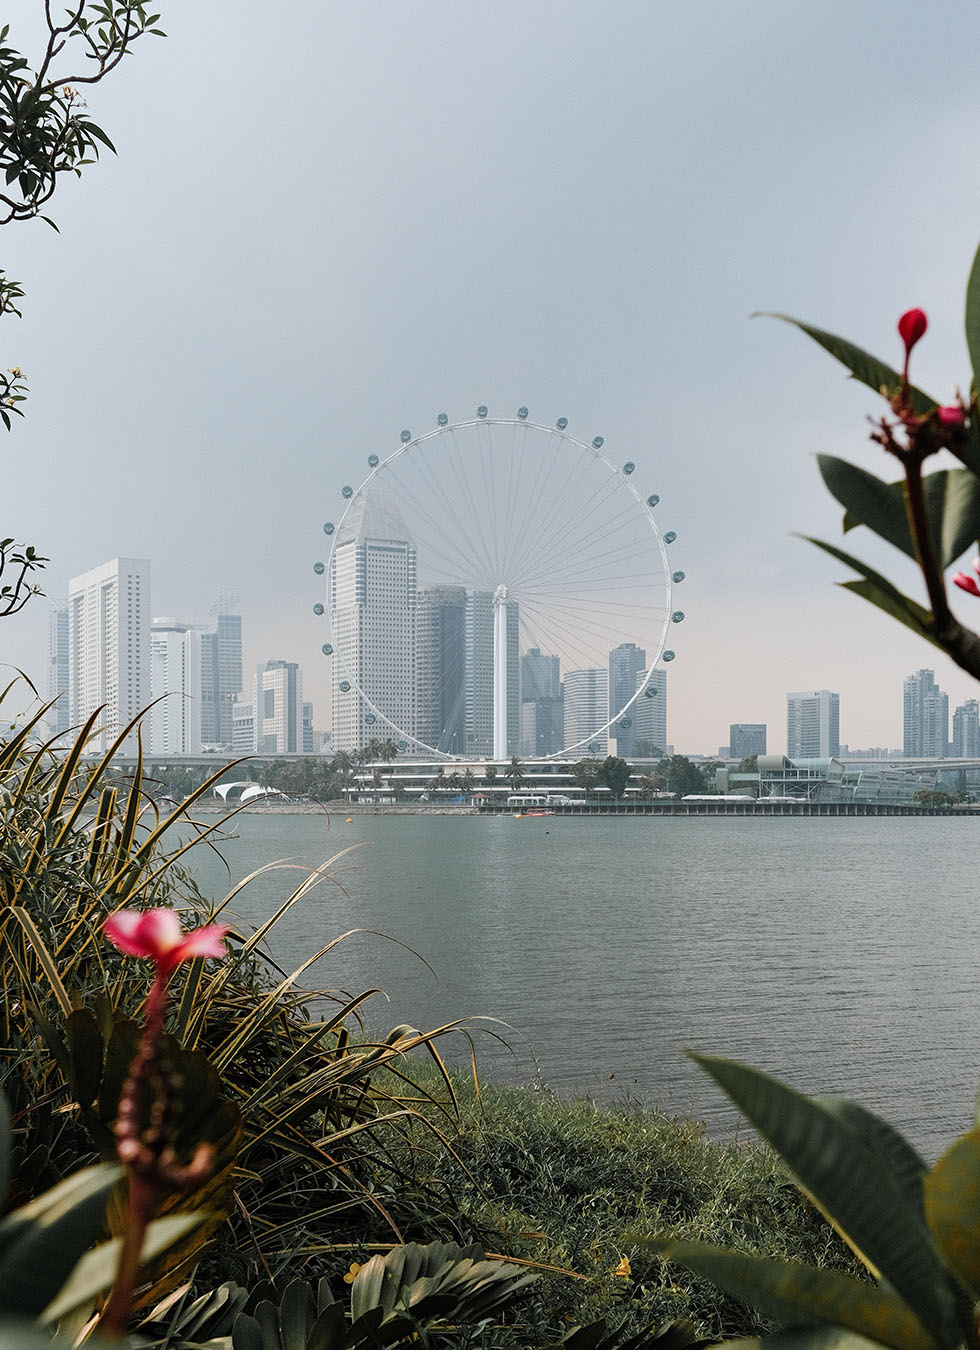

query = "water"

[{"left": 188, "top": 811, "right": 980, "bottom": 1160}]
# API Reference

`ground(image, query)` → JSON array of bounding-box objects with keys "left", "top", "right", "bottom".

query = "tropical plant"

[
  {"left": 773, "top": 242, "right": 980, "bottom": 680},
  {"left": 597, "top": 756, "right": 631, "bottom": 800},
  {"left": 650, "top": 1052, "right": 980, "bottom": 1350},
  {"left": 0, "top": 4, "right": 165, "bottom": 612},
  {"left": 507, "top": 756, "right": 524, "bottom": 791}
]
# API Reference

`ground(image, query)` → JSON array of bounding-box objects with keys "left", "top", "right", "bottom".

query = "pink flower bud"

[
  {"left": 938, "top": 404, "right": 964, "bottom": 426},
  {"left": 953, "top": 571, "right": 980, "bottom": 597},
  {"left": 898, "top": 308, "right": 928, "bottom": 353},
  {"left": 104, "top": 907, "right": 228, "bottom": 976}
]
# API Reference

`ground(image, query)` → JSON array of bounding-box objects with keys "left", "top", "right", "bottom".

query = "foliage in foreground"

[
  {"left": 370, "top": 1068, "right": 855, "bottom": 1346},
  {"left": 650, "top": 1053, "right": 980, "bottom": 1350},
  {"left": 776, "top": 238, "right": 980, "bottom": 682}
]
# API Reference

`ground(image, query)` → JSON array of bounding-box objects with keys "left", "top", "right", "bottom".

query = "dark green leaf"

[
  {"left": 924, "top": 1129, "right": 980, "bottom": 1302},
  {"left": 649, "top": 1240, "right": 939, "bottom": 1350},
  {"left": 818, "top": 457, "right": 914, "bottom": 557},
  {"left": 67, "top": 1008, "right": 104, "bottom": 1110},
  {"left": 965, "top": 240, "right": 980, "bottom": 396},
  {"left": 761, "top": 313, "right": 937, "bottom": 415},
  {"left": 687, "top": 1055, "right": 963, "bottom": 1349}
]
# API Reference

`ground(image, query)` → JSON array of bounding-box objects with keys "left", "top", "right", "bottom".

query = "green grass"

[{"left": 361, "top": 1062, "right": 859, "bottom": 1345}]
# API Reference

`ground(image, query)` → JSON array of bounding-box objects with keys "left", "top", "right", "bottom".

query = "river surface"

[{"left": 188, "top": 811, "right": 980, "bottom": 1160}]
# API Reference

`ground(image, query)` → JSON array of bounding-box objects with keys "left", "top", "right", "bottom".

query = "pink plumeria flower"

[
  {"left": 104, "top": 908, "right": 228, "bottom": 976},
  {"left": 953, "top": 556, "right": 980, "bottom": 598},
  {"left": 938, "top": 404, "right": 965, "bottom": 426},
  {"left": 898, "top": 307, "right": 927, "bottom": 382}
]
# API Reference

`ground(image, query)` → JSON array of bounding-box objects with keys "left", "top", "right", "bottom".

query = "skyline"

[{"left": 6, "top": 3, "right": 980, "bottom": 748}]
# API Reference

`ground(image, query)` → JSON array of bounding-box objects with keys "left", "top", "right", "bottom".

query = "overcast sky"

[{"left": 4, "top": 0, "right": 980, "bottom": 754}]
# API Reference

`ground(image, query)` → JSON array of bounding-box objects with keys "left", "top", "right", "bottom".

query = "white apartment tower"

[
  {"left": 903, "top": 669, "right": 948, "bottom": 758},
  {"left": 786, "top": 690, "right": 840, "bottom": 758},
  {"left": 329, "top": 492, "right": 417, "bottom": 753},
  {"left": 952, "top": 700, "right": 980, "bottom": 758},
  {"left": 47, "top": 600, "right": 70, "bottom": 737},
  {"left": 68, "top": 558, "right": 150, "bottom": 754},
  {"left": 254, "top": 660, "right": 303, "bottom": 754},
  {"left": 563, "top": 668, "right": 609, "bottom": 754},
  {"left": 150, "top": 618, "right": 202, "bottom": 754}
]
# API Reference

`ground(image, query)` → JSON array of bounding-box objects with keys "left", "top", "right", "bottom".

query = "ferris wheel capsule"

[
  {"left": 592, "top": 436, "right": 604, "bottom": 449},
  {"left": 623, "top": 462, "right": 635, "bottom": 474},
  {"left": 517, "top": 406, "right": 529, "bottom": 419},
  {"left": 477, "top": 405, "right": 488, "bottom": 418},
  {"left": 646, "top": 494, "right": 659, "bottom": 508},
  {"left": 672, "top": 571, "right": 685, "bottom": 583},
  {"left": 664, "top": 531, "right": 676, "bottom": 543},
  {"left": 313, "top": 561, "right": 325, "bottom": 575},
  {"left": 556, "top": 417, "right": 568, "bottom": 429},
  {"left": 322, "top": 643, "right": 333, "bottom": 655},
  {"left": 400, "top": 430, "right": 412, "bottom": 443},
  {"left": 662, "top": 650, "right": 675, "bottom": 662},
  {"left": 671, "top": 611, "right": 685, "bottom": 622},
  {"left": 313, "top": 603, "right": 324, "bottom": 616},
  {"left": 323, "top": 522, "right": 335, "bottom": 534},
  {"left": 342, "top": 485, "right": 353, "bottom": 499},
  {"left": 368, "top": 454, "right": 379, "bottom": 467},
  {"left": 437, "top": 412, "right": 449, "bottom": 426}
]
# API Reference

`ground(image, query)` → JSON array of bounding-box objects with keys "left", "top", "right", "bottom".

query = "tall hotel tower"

[
  {"left": 786, "top": 689, "right": 840, "bottom": 758},
  {"left": 68, "top": 558, "right": 150, "bottom": 754},
  {"left": 329, "top": 493, "right": 417, "bottom": 753}
]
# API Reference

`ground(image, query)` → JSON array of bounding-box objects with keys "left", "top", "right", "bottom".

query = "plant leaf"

[
  {"left": 649, "top": 1241, "right": 940, "bottom": 1350},
  {"left": 761, "top": 314, "right": 937, "bottom": 416},
  {"left": 818, "top": 457, "right": 915, "bottom": 557},
  {"left": 965, "top": 239, "right": 980, "bottom": 397},
  {"left": 924, "top": 1128, "right": 980, "bottom": 1301},
  {"left": 687, "top": 1055, "right": 963, "bottom": 1350}
]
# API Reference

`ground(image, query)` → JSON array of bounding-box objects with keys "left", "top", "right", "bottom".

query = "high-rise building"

[
  {"left": 232, "top": 697, "right": 255, "bottom": 754},
  {"left": 417, "top": 584, "right": 467, "bottom": 754},
  {"left": 150, "top": 618, "right": 202, "bottom": 754},
  {"left": 608, "top": 642, "right": 646, "bottom": 756},
  {"left": 564, "top": 668, "right": 609, "bottom": 754},
  {"left": 730, "top": 723, "right": 767, "bottom": 758},
  {"left": 47, "top": 600, "right": 70, "bottom": 737},
  {"left": 68, "top": 558, "right": 150, "bottom": 754},
  {"left": 254, "top": 659, "right": 303, "bottom": 754},
  {"left": 632, "top": 667, "right": 667, "bottom": 755},
  {"left": 200, "top": 591, "right": 242, "bottom": 751},
  {"left": 521, "top": 647, "right": 563, "bottom": 756},
  {"left": 952, "top": 699, "right": 980, "bottom": 757},
  {"left": 463, "top": 589, "right": 519, "bottom": 757},
  {"left": 903, "top": 669, "right": 948, "bottom": 757},
  {"left": 786, "top": 690, "right": 840, "bottom": 758},
  {"left": 329, "top": 492, "right": 417, "bottom": 753}
]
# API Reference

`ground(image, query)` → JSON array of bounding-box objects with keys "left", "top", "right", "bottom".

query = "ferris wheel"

[{"left": 313, "top": 408, "right": 684, "bottom": 759}]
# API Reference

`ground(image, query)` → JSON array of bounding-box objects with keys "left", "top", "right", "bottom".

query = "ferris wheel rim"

[{"left": 319, "top": 411, "right": 680, "bottom": 760}]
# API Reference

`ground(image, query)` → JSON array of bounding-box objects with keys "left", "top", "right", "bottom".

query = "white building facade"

[
  {"left": 563, "top": 667, "right": 609, "bottom": 754},
  {"left": 787, "top": 689, "right": 840, "bottom": 758},
  {"left": 68, "top": 558, "right": 150, "bottom": 754},
  {"left": 150, "top": 618, "right": 202, "bottom": 754}
]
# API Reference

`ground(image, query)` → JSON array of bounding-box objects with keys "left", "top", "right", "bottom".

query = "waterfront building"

[
  {"left": 563, "top": 667, "right": 609, "bottom": 754},
  {"left": 730, "top": 723, "right": 766, "bottom": 758},
  {"left": 254, "top": 660, "right": 304, "bottom": 754},
  {"left": 903, "top": 669, "right": 948, "bottom": 757},
  {"left": 417, "top": 584, "right": 467, "bottom": 754},
  {"left": 200, "top": 591, "right": 242, "bottom": 751},
  {"left": 952, "top": 699, "right": 980, "bottom": 757},
  {"left": 786, "top": 690, "right": 840, "bottom": 758},
  {"left": 632, "top": 667, "right": 667, "bottom": 755},
  {"left": 150, "top": 618, "right": 202, "bottom": 754},
  {"left": 68, "top": 557, "right": 150, "bottom": 754},
  {"left": 303, "top": 701, "right": 315, "bottom": 754},
  {"left": 47, "top": 600, "right": 70, "bottom": 737},
  {"left": 608, "top": 641, "right": 646, "bottom": 756},
  {"left": 329, "top": 491, "right": 418, "bottom": 753}
]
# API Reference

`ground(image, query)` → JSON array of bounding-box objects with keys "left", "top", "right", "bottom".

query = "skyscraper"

[
  {"left": 417, "top": 584, "right": 467, "bottom": 754},
  {"left": 952, "top": 699, "right": 980, "bottom": 757},
  {"left": 730, "top": 723, "right": 767, "bottom": 758},
  {"left": 47, "top": 600, "right": 70, "bottom": 737},
  {"left": 329, "top": 492, "right": 417, "bottom": 753},
  {"left": 786, "top": 690, "right": 840, "bottom": 758},
  {"left": 150, "top": 618, "right": 202, "bottom": 754},
  {"left": 200, "top": 591, "right": 242, "bottom": 751},
  {"left": 564, "top": 668, "right": 609, "bottom": 754},
  {"left": 254, "top": 660, "right": 303, "bottom": 754},
  {"left": 608, "top": 642, "right": 646, "bottom": 757},
  {"left": 68, "top": 558, "right": 150, "bottom": 754},
  {"left": 521, "top": 647, "right": 563, "bottom": 756},
  {"left": 633, "top": 668, "right": 667, "bottom": 755},
  {"left": 903, "top": 669, "right": 948, "bottom": 757}
]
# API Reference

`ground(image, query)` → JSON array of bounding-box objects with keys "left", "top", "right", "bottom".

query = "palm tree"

[{"left": 507, "top": 756, "right": 524, "bottom": 792}]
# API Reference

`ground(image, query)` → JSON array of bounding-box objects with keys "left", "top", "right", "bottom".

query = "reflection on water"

[{"left": 190, "top": 811, "right": 980, "bottom": 1159}]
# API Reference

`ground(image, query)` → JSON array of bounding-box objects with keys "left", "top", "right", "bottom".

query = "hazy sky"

[{"left": 5, "top": 0, "right": 980, "bottom": 754}]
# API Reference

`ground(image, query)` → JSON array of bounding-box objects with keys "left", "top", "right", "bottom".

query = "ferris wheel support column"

[{"left": 493, "top": 583, "right": 508, "bottom": 760}]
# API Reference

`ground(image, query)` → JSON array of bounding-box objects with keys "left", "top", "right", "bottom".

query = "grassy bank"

[{"left": 361, "top": 1064, "right": 858, "bottom": 1345}]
